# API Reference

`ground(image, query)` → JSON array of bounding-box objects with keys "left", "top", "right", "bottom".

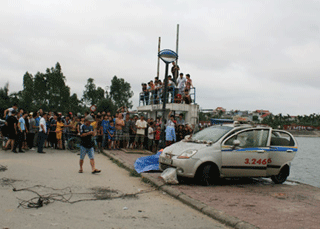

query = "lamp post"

[{"left": 158, "top": 49, "right": 178, "bottom": 147}]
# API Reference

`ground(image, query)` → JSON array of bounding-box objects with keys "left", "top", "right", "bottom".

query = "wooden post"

[
  {"left": 176, "top": 24, "right": 179, "bottom": 65},
  {"left": 157, "top": 37, "right": 161, "bottom": 78}
]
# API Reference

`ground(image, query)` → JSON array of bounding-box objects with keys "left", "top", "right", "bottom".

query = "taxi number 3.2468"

[{"left": 244, "top": 158, "right": 272, "bottom": 165}]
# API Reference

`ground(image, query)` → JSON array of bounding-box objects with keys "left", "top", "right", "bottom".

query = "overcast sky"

[{"left": 1, "top": 0, "right": 320, "bottom": 115}]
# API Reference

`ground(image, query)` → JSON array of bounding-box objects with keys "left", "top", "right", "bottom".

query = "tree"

[
  {"left": 10, "top": 91, "right": 23, "bottom": 107},
  {"left": 96, "top": 97, "right": 116, "bottom": 114},
  {"left": 110, "top": 76, "right": 133, "bottom": 109},
  {"left": 82, "top": 78, "right": 105, "bottom": 106},
  {"left": 21, "top": 72, "right": 34, "bottom": 111},
  {"left": 96, "top": 87, "right": 105, "bottom": 101},
  {"left": 199, "top": 112, "right": 210, "bottom": 121},
  {"left": 252, "top": 115, "right": 259, "bottom": 122},
  {"left": 67, "top": 93, "right": 83, "bottom": 115},
  {"left": 45, "top": 62, "right": 70, "bottom": 112},
  {"left": 0, "top": 82, "right": 11, "bottom": 116},
  {"left": 33, "top": 72, "right": 48, "bottom": 110}
]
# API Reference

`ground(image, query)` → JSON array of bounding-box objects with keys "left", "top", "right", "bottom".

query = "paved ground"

[
  {"left": 104, "top": 149, "right": 320, "bottom": 229},
  {"left": 0, "top": 148, "right": 229, "bottom": 229}
]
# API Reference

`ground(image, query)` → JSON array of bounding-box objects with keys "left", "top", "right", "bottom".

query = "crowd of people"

[
  {"left": 140, "top": 64, "right": 194, "bottom": 106},
  {"left": 1, "top": 105, "right": 195, "bottom": 156}
]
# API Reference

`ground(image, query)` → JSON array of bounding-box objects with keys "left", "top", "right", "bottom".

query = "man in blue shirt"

[
  {"left": 79, "top": 115, "right": 101, "bottom": 174},
  {"left": 101, "top": 115, "right": 109, "bottom": 149},
  {"left": 33, "top": 112, "right": 40, "bottom": 147}
]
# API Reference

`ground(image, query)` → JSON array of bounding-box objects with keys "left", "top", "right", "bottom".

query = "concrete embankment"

[
  {"left": 102, "top": 149, "right": 320, "bottom": 229},
  {"left": 288, "top": 130, "right": 320, "bottom": 137}
]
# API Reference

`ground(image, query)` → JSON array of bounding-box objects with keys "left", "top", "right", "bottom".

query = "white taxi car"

[{"left": 159, "top": 124, "right": 298, "bottom": 185}]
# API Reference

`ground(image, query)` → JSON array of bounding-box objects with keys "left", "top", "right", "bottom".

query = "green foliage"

[
  {"left": 67, "top": 93, "right": 83, "bottom": 114},
  {"left": 0, "top": 83, "right": 11, "bottom": 107},
  {"left": 0, "top": 63, "right": 75, "bottom": 113},
  {"left": 83, "top": 78, "right": 105, "bottom": 106},
  {"left": 261, "top": 113, "right": 320, "bottom": 128},
  {"left": 0, "top": 83, "right": 11, "bottom": 115},
  {"left": 97, "top": 98, "right": 116, "bottom": 114},
  {"left": 199, "top": 112, "right": 210, "bottom": 121},
  {"left": 45, "top": 63, "right": 70, "bottom": 111},
  {"left": 22, "top": 72, "right": 34, "bottom": 111},
  {"left": 33, "top": 72, "right": 47, "bottom": 109},
  {"left": 110, "top": 76, "right": 133, "bottom": 109},
  {"left": 0, "top": 63, "right": 134, "bottom": 115}
]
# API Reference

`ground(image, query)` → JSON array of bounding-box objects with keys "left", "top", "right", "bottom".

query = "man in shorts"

[
  {"left": 79, "top": 115, "right": 101, "bottom": 174},
  {"left": 122, "top": 113, "right": 131, "bottom": 149},
  {"left": 115, "top": 113, "right": 124, "bottom": 149},
  {"left": 129, "top": 115, "right": 138, "bottom": 148},
  {"left": 5, "top": 110, "right": 18, "bottom": 151},
  {"left": 134, "top": 115, "right": 147, "bottom": 149}
]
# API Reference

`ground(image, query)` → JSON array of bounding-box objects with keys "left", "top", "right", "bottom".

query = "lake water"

[{"left": 289, "top": 137, "right": 320, "bottom": 188}]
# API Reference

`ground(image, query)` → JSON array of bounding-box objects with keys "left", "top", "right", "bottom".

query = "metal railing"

[{"left": 139, "top": 87, "right": 196, "bottom": 106}]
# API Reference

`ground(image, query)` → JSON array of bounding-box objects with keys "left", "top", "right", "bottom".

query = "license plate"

[{"left": 160, "top": 157, "right": 172, "bottom": 165}]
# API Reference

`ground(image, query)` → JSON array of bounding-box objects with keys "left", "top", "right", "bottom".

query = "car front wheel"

[{"left": 196, "top": 164, "right": 220, "bottom": 186}]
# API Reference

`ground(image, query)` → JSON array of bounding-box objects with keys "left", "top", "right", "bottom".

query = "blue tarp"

[{"left": 134, "top": 151, "right": 162, "bottom": 174}]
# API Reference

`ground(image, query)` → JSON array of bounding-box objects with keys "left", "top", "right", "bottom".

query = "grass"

[
  {"left": 109, "top": 157, "right": 141, "bottom": 177},
  {"left": 129, "top": 170, "right": 141, "bottom": 177}
]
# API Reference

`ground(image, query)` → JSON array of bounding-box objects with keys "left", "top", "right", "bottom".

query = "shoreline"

[
  {"left": 293, "top": 135, "right": 320, "bottom": 138},
  {"left": 288, "top": 130, "right": 320, "bottom": 138}
]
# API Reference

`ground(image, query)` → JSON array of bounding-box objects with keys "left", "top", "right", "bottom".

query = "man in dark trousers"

[
  {"left": 13, "top": 112, "right": 28, "bottom": 153},
  {"left": 6, "top": 110, "right": 18, "bottom": 152},
  {"left": 38, "top": 112, "right": 48, "bottom": 154},
  {"left": 171, "top": 61, "right": 180, "bottom": 83}
]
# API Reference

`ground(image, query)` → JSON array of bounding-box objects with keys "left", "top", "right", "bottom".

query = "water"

[{"left": 289, "top": 137, "right": 320, "bottom": 188}]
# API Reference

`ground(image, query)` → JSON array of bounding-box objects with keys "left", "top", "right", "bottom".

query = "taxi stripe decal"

[
  {"left": 222, "top": 165, "right": 281, "bottom": 170},
  {"left": 222, "top": 147, "right": 298, "bottom": 152},
  {"left": 222, "top": 166, "right": 266, "bottom": 170}
]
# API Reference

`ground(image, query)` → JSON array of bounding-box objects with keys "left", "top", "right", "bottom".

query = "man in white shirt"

[
  {"left": 148, "top": 121, "right": 155, "bottom": 152},
  {"left": 38, "top": 112, "right": 48, "bottom": 154},
  {"left": 167, "top": 75, "right": 176, "bottom": 103},
  {"left": 134, "top": 115, "right": 147, "bottom": 149},
  {"left": 176, "top": 73, "right": 186, "bottom": 96},
  {"left": 3, "top": 103, "right": 18, "bottom": 120}
]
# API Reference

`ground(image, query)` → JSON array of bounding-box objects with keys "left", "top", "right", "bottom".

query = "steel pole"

[
  {"left": 161, "top": 63, "right": 169, "bottom": 146},
  {"left": 157, "top": 37, "right": 161, "bottom": 78}
]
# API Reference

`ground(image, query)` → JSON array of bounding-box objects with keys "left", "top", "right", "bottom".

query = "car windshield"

[{"left": 190, "top": 126, "right": 233, "bottom": 143}]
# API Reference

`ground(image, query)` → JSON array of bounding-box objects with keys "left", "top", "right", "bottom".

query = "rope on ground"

[
  {"left": 0, "top": 164, "right": 8, "bottom": 172},
  {"left": 0, "top": 177, "right": 18, "bottom": 186},
  {"left": 11, "top": 185, "right": 156, "bottom": 209}
]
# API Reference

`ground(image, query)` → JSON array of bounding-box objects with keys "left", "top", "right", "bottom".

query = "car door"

[
  {"left": 267, "top": 130, "right": 298, "bottom": 176},
  {"left": 221, "top": 128, "right": 270, "bottom": 177}
]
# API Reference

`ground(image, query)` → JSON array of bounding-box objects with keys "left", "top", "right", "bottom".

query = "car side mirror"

[{"left": 233, "top": 140, "right": 240, "bottom": 146}]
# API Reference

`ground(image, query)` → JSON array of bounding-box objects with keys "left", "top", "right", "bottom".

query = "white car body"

[{"left": 159, "top": 124, "right": 298, "bottom": 185}]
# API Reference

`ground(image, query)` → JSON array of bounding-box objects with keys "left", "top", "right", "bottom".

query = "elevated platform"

[{"left": 137, "top": 103, "right": 199, "bottom": 126}]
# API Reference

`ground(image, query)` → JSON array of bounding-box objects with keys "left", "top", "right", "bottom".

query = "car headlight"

[{"left": 177, "top": 150, "right": 198, "bottom": 159}]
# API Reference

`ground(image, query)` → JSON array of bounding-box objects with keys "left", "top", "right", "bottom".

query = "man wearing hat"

[{"left": 79, "top": 115, "right": 101, "bottom": 174}]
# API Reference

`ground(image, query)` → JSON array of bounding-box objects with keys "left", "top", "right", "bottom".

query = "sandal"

[
  {"left": 78, "top": 170, "right": 83, "bottom": 173},
  {"left": 92, "top": 169, "right": 101, "bottom": 174}
]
